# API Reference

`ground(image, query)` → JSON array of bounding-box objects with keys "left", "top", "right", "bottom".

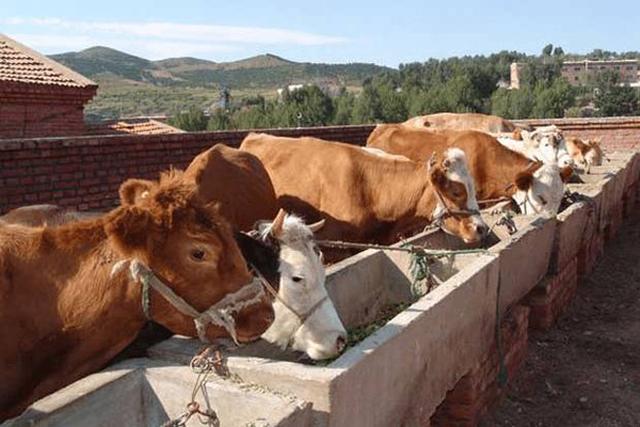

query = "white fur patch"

[
  {"left": 443, "top": 148, "right": 480, "bottom": 211},
  {"left": 260, "top": 214, "right": 346, "bottom": 360}
]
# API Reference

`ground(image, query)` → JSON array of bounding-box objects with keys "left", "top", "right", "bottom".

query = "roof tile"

[{"left": 0, "top": 33, "right": 97, "bottom": 88}]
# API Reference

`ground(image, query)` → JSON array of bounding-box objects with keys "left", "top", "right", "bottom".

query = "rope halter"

[
  {"left": 251, "top": 265, "right": 328, "bottom": 328},
  {"left": 111, "top": 259, "right": 267, "bottom": 344},
  {"left": 430, "top": 183, "right": 480, "bottom": 229}
]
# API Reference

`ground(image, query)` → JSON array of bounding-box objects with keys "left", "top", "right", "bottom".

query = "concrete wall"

[{"left": 5, "top": 359, "right": 312, "bottom": 427}]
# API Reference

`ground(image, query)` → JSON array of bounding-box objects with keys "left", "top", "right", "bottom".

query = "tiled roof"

[
  {"left": 86, "top": 118, "right": 185, "bottom": 136},
  {"left": 0, "top": 33, "right": 97, "bottom": 88}
]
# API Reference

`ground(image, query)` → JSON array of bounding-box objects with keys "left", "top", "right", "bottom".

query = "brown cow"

[
  {"left": 403, "top": 112, "right": 528, "bottom": 134},
  {"left": 0, "top": 171, "right": 277, "bottom": 420},
  {"left": 240, "top": 133, "right": 488, "bottom": 249},
  {"left": 565, "top": 137, "right": 604, "bottom": 173},
  {"left": 0, "top": 204, "right": 101, "bottom": 227},
  {"left": 367, "top": 125, "right": 572, "bottom": 215},
  {"left": 183, "top": 144, "right": 279, "bottom": 230}
]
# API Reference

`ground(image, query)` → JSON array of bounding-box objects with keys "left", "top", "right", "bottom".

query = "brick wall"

[
  {"left": 0, "top": 125, "right": 373, "bottom": 213},
  {"left": 514, "top": 116, "right": 640, "bottom": 151},
  {"left": 0, "top": 101, "right": 86, "bottom": 139},
  {"left": 1, "top": 117, "right": 639, "bottom": 214},
  {"left": 0, "top": 84, "right": 96, "bottom": 139}
]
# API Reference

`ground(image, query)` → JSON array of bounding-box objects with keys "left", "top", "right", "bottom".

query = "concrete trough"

[
  {"left": 149, "top": 213, "right": 558, "bottom": 426},
  {"left": 5, "top": 359, "right": 312, "bottom": 427}
]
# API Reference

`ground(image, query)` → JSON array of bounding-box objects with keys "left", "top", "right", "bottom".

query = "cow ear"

[
  {"left": 515, "top": 171, "right": 534, "bottom": 191},
  {"left": 429, "top": 166, "right": 449, "bottom": 190},
  {"left": 512, "top": 129, "right": 523, "bottom": 140},
  {"left": 119, "top": 179, "right": 154, "bottom": 206},
  {"left": 104, "top": 206, "right": 153, "bottom": 255},
  {"left": 560, "top": 166, "right": 574, "bottom": 183}
]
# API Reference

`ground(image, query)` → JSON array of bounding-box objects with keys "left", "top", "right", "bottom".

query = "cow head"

[
  {"left": 585, "top": 139, "right": 604, "bottom": 168},
  {"left": 522, "top": 126, "right": 573, "bottom": 168},
  {"left": 428, "top": 148, "right": 489, "bottom": 244},
  {"left": 256, "top": 210, "right": 347, "bottom": 361},
  {"left": 512, "top": 162, "right": 567, "bottom": 216},
  {"left": 105, "top": 171, "right": 276, "bottom": 343}
]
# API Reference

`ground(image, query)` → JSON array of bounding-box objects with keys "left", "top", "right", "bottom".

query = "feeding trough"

[
  {"left": 4, "top": 359, "right": 312, "bottom": 427},
  {"left": 149, "top": 213, "right": 558, "bottom": 426}
]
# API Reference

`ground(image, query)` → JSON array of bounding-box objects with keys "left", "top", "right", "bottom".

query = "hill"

[{"left": 49, "top": 47, "right": 392, "bottom": 119}]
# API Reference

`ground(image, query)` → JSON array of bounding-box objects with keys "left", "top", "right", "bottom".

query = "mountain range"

[{"left": 49, "top": 46, "right": 390, "bottom": 120}]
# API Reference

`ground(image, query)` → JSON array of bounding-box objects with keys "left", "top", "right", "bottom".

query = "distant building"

[
  {"left": 510, "top": 59, "right": 640, "bottom": 89},
  {"left": 561, "top": 59, "right": 639, "bottom": 86},
  {"left": 0, "top": 33, "right": 98, "bottom": 139},
  {"left": 510, "top": 63, "right": 524, "bottom": 89},
  {"left": 277, "top": 84, "right": 305, "bottom": 98}
]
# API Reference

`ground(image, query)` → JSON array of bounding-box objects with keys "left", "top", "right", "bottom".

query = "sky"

[{"left": 1, "top": 0, "right": 639, "bottom": 67}]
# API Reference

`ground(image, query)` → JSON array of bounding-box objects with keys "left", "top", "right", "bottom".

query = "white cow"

[
  {"left": 498, "top": 125, "right": 573, "bottom": 168},
  {"left": 257, "top": 212, "right": 347, "bottom": 360}
]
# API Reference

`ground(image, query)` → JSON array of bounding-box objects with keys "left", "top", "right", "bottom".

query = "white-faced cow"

[
  {"left": 240, "top": 133, "right": 488, "bottom": 252},
  {"left": 367, "top": 125, "right": 573, "bottom": 216},
  {"left": 184, "top": 145, "right": 347, "bottom": 360}
]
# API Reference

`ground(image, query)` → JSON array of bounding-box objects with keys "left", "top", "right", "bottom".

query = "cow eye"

[
  {"left": 539, "top": 196, "right": 548, "bottom": 206},
  {"left": 191, "top": 249, "right": 206, "bottom": 261},
  {"left": 292, "top": 276, "right": 304, "bottom": 283}
]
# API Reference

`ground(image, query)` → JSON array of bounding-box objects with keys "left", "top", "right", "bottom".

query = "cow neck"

[
  {"left": 369, "top": 160, "right": 430, "bottom": 220},
  {"left": 2, "top": 218, "right": 149, "bottom": 418},
  {"left": 474, "top": 148, "right": 533, "bottom": 200},
  {"left": 41, "top": 218, "right": 146, "bottom": 376}
]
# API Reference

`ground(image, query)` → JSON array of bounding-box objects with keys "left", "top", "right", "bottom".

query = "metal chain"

[{"left": 161, "top": 348, "right": 225, "bottom": 427}]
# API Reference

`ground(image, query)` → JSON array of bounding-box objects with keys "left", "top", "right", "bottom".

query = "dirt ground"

[{"left": 482, "top": 215, "right": 640, "bottom": 427}]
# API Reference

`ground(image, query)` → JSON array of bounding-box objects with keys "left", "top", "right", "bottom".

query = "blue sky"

[{"left": 2, "top": 0, "right": 639, "bottom": 67}]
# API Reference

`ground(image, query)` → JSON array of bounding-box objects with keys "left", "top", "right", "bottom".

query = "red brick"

[{"left": 431, "top": 305, "right": 530, "bottom": 427}]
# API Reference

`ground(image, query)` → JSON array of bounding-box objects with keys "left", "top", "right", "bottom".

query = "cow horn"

[
  {"left": 271, "top": 209, "right": 286, "bottom": 238},
  {"left": 308, "top": 218, "right": 325, "bottom": 233}
]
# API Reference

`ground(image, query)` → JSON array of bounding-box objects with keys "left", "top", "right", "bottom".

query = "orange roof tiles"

[
  {"left": 0, "top": 33, "right": 97, "bottom": 89},
  {"left": 86, "top": 118, "right": 185, "bottom": 136}
]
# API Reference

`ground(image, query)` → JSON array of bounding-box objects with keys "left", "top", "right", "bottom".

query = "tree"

[
  {"left": 168, "top": 107, "right": 208, "bottom": 131},
  {"left": 593, "top": 71, "right": 640, "bottom": 116},
  {"left": 207, "top": 109, "right": 233, "bottom": 130},
  {"left": 278, "top": 85, "right": 334, "bottom": 126},
  {"left": 532, "top": 79, "right": 575, "bottom": 118},
  {"left": 352, "top": 84, "right": 383, "bottom": 124},
  {"left": 332, "top": 89, "right": 355, "bottom": 125},
  {"left": 542, "top": 44, "right": 554, "bottom": 57},
  {"left": 553, "top": 47, "right": 564, "bottom": 56},
  {"left": 491, "top": 87, "right": 535, "bottom": 119}
]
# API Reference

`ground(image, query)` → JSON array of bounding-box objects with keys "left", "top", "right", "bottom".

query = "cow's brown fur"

[
  {"left": 0, "top": 171, "right": 273, "bottom": 420},
  {"left": 240, "top": 133, "right": 482, "bottom": 247},
  {"left": 367, "top": 125, "right": 541, "bottom": 203},
  {"left": 403, "top": 112, "right": 526, "bottom": 134},
  {"left": 183, "top": 144, "right": 279, "bottom": 230},
  {"left": 565, "top": 137, "right": 604, "bottom": 168}
]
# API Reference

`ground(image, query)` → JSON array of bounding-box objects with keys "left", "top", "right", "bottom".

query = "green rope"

[{"left": 139, "top": 272, "right": 152, "bottom": 320}]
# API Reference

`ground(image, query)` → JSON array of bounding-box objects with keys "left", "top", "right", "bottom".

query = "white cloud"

[
  {"left": 6, "top": 32, "right": 239, "bottom": 59},
  {"left": 2, "top": 17, "right": 347, "bottom": 46}
]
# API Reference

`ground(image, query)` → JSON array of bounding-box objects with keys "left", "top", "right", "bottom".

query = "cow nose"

[
  {"left": 476, "top": 223, "right": 489, "bottom": 238},
  {"left": 336, "top": 334, "right": 347, "bottom": 354}
]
